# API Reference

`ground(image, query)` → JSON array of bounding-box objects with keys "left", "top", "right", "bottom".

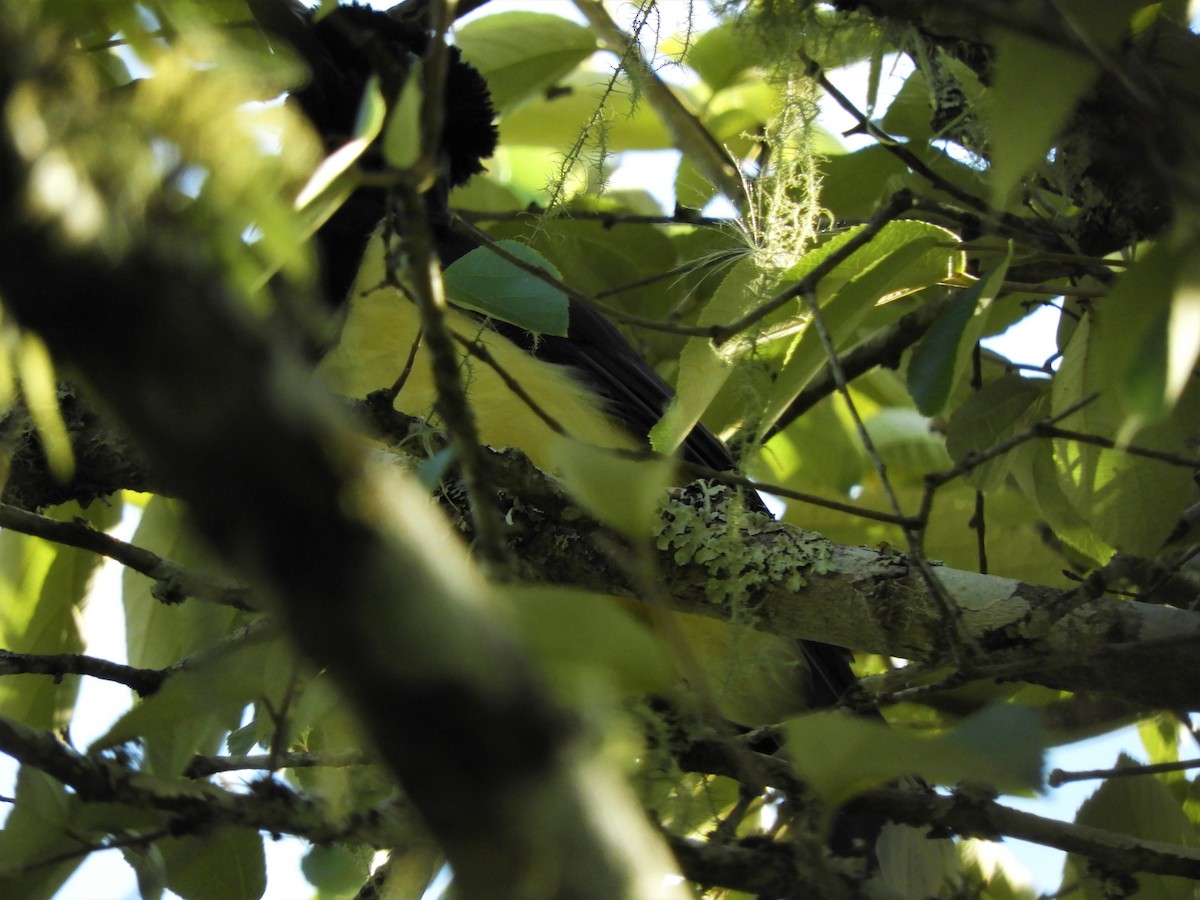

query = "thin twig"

[
  {"left": 393, "top": 5, "right": 511, "bottom": 573},
  {"left": 572, "top": 0, "right": 744, "bottom": 204},
  {"left": 185, "top": 748, "right": 368, "bottom": 779},
  {"left": 802, "top": 51, "right": 1053, "bottom": 247},
  {"left": 454, "top": 207, "right": 735, "bottom": 229},
  {"left": 0, "top": 503, "right": 254, "bottom": 610},
  {"left": 1049, "top": 757, "right": 1200, "bottom": 788}
]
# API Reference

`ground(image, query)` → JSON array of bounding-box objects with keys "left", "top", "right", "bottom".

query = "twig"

[
  {"left": 797, "top": 253, "right": 976, "bottom": 667},
  {"left": 572, "top": 0, "right": 745, "bottom": 204},
  {"left": 0, "top": 649, "right": 166, "bottom": 696},
  {"left": 185, "top": 748, "right": 368, "bottom": 779},
  {"left": 853, "top": 784, "right": 1200, "bottom": 879},
  {"left": 763, "top": 288, "right": 959, "bottom": 438},
  {"left": 0, "top": 502, "right": 255, "bottom": 611},
  {"left": 921, "top": 394, "right": 1101, "bottom": 495},
  {"left": 0, "top": 713, "right": 412, "bottom": 850},
  {"left": 802, "top": 51, "right": 1053, "bottom": 247},
  {"left": 1049, "top": 758, "right": 1200, "bottom": 787},
  {"left": 1034, "top": 425, "right": 1200, "bottom": 469},
  {"left": 454, "top": 207, "right": 735, "bottom": 229},
  {"left": 393, "top": 6, "right": 511, "bottom": 574}
]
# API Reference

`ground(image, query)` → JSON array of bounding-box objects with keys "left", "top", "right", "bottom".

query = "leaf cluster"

[{"left": 0, "top": 1, "right": 1199, "bottom": 898}]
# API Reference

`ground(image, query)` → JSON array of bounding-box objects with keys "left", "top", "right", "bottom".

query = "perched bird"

[{"left": 257, "top": 0, "right": 886, "bottom": 861}]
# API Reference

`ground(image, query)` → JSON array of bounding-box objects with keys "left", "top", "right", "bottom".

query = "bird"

[{"left": 256, "top": 0, "right": 882, "bottom": 860}]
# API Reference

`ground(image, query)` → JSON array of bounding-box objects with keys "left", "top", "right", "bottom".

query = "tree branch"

[
  {"left": 0, "top": 23, "right": 682, "bottom": 898},
  {"left": 0, "top": 650, "right": 165, "bottom": 696},
  {"left": 0, "top": 502, "right": 254, "bottom": 610},
  {"left": 0, "top": 713, "right": 415, "bottom": 848}
]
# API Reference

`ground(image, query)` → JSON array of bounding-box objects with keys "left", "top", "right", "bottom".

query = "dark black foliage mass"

[{"left": 255, "top": 1, "right": 497, "bottom": 304}]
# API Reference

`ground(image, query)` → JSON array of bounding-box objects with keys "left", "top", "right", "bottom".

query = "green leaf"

[
  {"left": 1139, "top": 714, "right": 1182, "bottom": 769},
  {"left": 820, "top": 146, "right": 907, "bottom": 220},
  {"left": 651, "top": 256, "right": 779, "bottom": 454},
  {"left": 161, "top": 827, "right": 266, "bottom": 900},
  {"left": 92, "top": 636, "right": 288, "bottom": 774},
  {"left": 0, "top": 767, "right": 79, "bottom": 900},
  {"left": 909, "top": 248, "right": 1010, "bottom": 416},
  {"left": 294, "top": 75, "right": 383, "bottom": 210},
  {"left": 382, "top": 60, "right": 423, "bottom": 170},
  {"left": 123, "top": 498, "right": 240, "bottom": 671},
  {"left": 764, "top": 222, "right": 963, "bottom": 432},
  {"left": 455, "top": 12, "right": 597, "bottom": 112},
  {"left": 1094, "top": 237, "right": 1200, "bottom": 421},
  {"left": 554, "top": 438, "right": 675, "bottom": 539},
  {"left": 1007, "top": 440, "right": 1108, "bottom": 564},
  {"left": 17, "top": 334, "right": 73, "bottom": 481},
  {"left": 673, "top": 21, "right": 758, "bottom": 92},
  {"left": 499, "top": 585, "right": 675, "bottom": 700},
  {"left": 301, "top": 844, "right": 374, "bottom": 896},
  {"left": 0, "top": 504, "right": 108, "bottom": 729},
  {"left": 787, "top": 705, "right": 1044, "bottom": 815},
  {"left": 944, "top": 375, "right": 1048, "bottom": 491},
  {"left": 1052, "top": 314, "right": 1200, "bottom": 555},
  {"left": 862, "top": 407, "right": 953, "bottom": 478},
  {"left": 987, "top": 33, "right": 1096, "bottom": 206},
  {"left": 443, "top": 241, "right": 570, "bottom": 336},
  {"left": 985, "top": 0, "right": 1141, "bottom": 206},
  {"left": 498, "top": 70, "right": 672, "bottom": 151},
  {"left": 1092, "top": 241, "right": 1175, "bottom": 420},
  {"left": 1063, "top": 754, "right": 1196, "bottom": 900},
  {"left": 907, "top": 285, "right": 982, "bottom": 415}
]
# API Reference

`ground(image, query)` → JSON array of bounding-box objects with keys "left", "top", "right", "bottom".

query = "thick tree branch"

[
  {"left": 0, "top": 24, "right": 681, "bottom": 900},
  {"left": 475, "top": 447, "right": 1200, "bottom": 710}
]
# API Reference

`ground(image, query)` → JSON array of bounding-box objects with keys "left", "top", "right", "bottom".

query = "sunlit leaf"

[
  {"left": 651, "top": 256, "right": 779, "bottom": 455},
  {"left": 456, "top": 12, "right": 597, "bottom": 112},
  {"left": 671, "top": 19, "right": 758, "bottom": 92},
  {"left": 16, "top": 333, "right": 72, "bottom": 481},
  {"left": 0, "top": 504, "right": 111, "bottom": 729},
  {"left": 498, "top": 69, "right": 672, "bottom": 151},
  {"left": 1052, "top": 314, "right": 1200, "bottom": 555},
  {"left": 787, "top": 705, "right": 1044, "bottom": 815},
  {"left": 123, "top": 498, "right": 240, "bottom": 671},
  {"left": 988, "top": 1, "right": 1141, "bottom": 206},
  {"left": 987, "top": 35, "right": 1097, "bottom": 207},
  {"left": 499, "top": 585, "right": 675, "bottom": 699},
  {"left": 554, "top": 438, "right": 675, "bottom": 539},
  {"left": 382, "top": 60, "right": 423, "bottom": 170},
  {"left": 765, "top": 221, "right": 963, "bottom": 432}
]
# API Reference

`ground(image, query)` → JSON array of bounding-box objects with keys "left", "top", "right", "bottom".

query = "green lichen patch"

[{"left": 655, "top": 481, "right": 835, "bottom": 612}]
